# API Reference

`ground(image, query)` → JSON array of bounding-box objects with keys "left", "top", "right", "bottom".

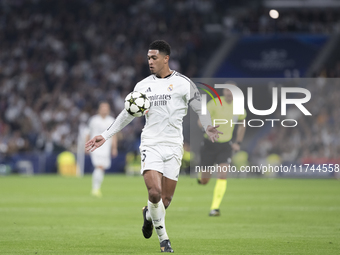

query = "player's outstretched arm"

[
  {"left": 205, "top": 125, "right": 223, "bottom": 143},
  {"left": 85, "top": 109, "right": 135, "bottom": 152},
  {"left": 85, "top": 135, "right": 106, "bottom": 152},
  {"left": 187, "top": 79, "right": 223, "bottom": 142}
]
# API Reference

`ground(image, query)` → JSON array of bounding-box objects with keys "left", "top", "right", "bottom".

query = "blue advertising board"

[{"left": 215, "top": 35, "right": 328, "bottom": 78}]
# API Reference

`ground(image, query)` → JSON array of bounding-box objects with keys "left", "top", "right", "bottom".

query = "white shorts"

[
  {"left": 90, "top": 154, "right": 111, "bottom": 170},
  {"left": 140, "top": 145, "right": 184, "bottom": 181}
]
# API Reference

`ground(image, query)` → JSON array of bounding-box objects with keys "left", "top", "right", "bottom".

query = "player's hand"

[
  {"left": 85, "top": 135, "right": 106, "bottom": 152},
  {"left": 206, "top": 125, "right": 223, "bottom": 143},
  {"left": 231, "top": 142, "right": 241, "bottom": 152}
]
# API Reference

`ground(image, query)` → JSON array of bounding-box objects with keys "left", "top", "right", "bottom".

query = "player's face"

[
  {"left": 223, "top": 88, "right": 233, "bottom": 103},
  {"left": 147, "top": 50, "right": 168, "bottom": 75},
  {"left": 99, "top": 103, "right": 110, "bottom": 116}
]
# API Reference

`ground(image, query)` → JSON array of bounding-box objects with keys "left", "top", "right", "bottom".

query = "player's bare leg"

[
  {"left": 198, "top": 170, "right": 213, "bottom": 185},
  {"left": 209, "top": 163, "right": 228, "bottom": 216},
  {"left": 142, "top": 170, "right": 174, "bottom": 252},
  {"left": 92, "top": 166, "right": 105, "bottom": 197},
  {"left": 161, "top": 175, "right": 177, "bottom": 209}
]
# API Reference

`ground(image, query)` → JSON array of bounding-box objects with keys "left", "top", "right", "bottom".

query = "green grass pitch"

[{"left": 0, "top": 175, "right": 339, "bottom": 254}]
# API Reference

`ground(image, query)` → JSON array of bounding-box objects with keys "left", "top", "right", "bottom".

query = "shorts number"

[{"left": 141, "top": 150, "right": 146, "bottom": 162}]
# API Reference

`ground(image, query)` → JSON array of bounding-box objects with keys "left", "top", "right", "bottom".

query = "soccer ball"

[{"left": 124, "top": 91, "right": 150, "bottom": 117}]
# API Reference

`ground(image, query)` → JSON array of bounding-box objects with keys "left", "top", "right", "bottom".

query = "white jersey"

[
  {"left": 134, "top": 71, "right": 199, "bottom": 147},
  {"left": 88, "top": 114, "right": 115, "bottom": 157}
]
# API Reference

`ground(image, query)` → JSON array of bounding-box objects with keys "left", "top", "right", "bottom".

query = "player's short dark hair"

[{"left": 149, "top": 40, "right": 171, "bottom": 56}]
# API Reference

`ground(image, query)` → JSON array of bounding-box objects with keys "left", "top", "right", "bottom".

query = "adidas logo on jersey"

[{"left": 145, "top": 87, "right": 151, "bottom": 93}]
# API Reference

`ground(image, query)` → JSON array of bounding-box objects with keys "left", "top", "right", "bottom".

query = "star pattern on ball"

[{"left": 124, "top": 91, "right": 150, "bottom": 117}]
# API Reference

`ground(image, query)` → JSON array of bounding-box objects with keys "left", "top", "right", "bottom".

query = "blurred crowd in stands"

[
  {"left": 0, "top": 0, "right": 339, "bottom": 167},
  {"left": 223, "top": 8, "right": 340, "bottom": 34},
  {"left": 0, "top": 0, "right": 219, "bottom": 155},
  {"left": 251, "top": 79, "right": 340, "bottom": 166}
]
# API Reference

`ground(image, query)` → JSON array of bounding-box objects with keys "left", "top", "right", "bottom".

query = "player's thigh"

[
  {"left": 215, "top": 143, "right": 232, "bottom": 179},
  {"left": 200, "top": 139, "right": 219, "bottom": 182},
  {"left": 91, "top": 154, "right": 111, "bottom": 169},
  {"left": 200, "top": 139, "right": 217, "bottom": 168},
  {"left": 140, "top": 146, "right": 165, "bottom": 202},
  {"left": 143, "top": 170, "right": 163, "bottom": 194}
]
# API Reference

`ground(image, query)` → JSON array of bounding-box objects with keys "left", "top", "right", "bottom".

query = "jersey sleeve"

[
  {"left": 133, "top": 80, "right": 146, "bottom": 93},
  {"left": 101, "top": 82, "right": 141, "bottom": 140},
  {"left": 101, "top": 109, "right": 135, "bottom": 140},
  {"left": 187, "top": 80, "right": 212, "bottom": 131}
]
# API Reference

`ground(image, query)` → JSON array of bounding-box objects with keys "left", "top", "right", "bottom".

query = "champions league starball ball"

[{"left": 124, "top": 91, "right": 151, "bottom": 117}]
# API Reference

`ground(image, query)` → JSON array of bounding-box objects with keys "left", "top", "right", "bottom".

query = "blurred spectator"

[
  {"left": 1, "top": 0, "right": 340, "bottom": 163},
  {"left": 251, "top": 78, "right": 340, "bottom": 166},
  {"left": 0, "top": 0, "right": 219, "bottom": 155}
]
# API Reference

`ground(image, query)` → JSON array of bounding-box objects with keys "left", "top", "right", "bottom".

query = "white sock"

[
  {"left": 146, "top": 207, "right": 152, "bottom": 221},
  {"left": 148, "top": 199, "right": 169, "bottom": 242},
  {"left": 92, "top": 168, "right": 104, "bottom": 190}
]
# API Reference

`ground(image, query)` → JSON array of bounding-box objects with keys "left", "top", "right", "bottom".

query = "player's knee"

[
  {"left": 200, "top": 178, "right": 210, "bottom": 185},
  {"left": 148, "top": 188, "right": 161, "bottom": 203}
]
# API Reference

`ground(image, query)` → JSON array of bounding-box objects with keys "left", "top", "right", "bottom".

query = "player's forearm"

[
  {"left": 236, "top": 125, "right": 246, "bottom": 144},
  {"left": 189, "top": 100, "right": 212, "bottom": 131},
  {"left": 111, "top": 135, "right": 118, "bottom": 152},
  {"left": 197, "top": 119, "right": 203, "bottom": 129},
  {"left": 101, "top": 110, "right": 135, "bottom": 140},
  {"left": 198, "top": 112, "right": 212, "bottom": 131},
  {"left": 111, "top": 134, "right": 117, "bottom": 146}
]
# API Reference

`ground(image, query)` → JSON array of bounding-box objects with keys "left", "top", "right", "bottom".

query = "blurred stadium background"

[{"left": 1, "top": 0, "right": 339, "bottom": 177}]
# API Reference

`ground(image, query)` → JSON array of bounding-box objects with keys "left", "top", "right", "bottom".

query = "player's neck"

[{"left": 155, "top": 67, "right": 172, "bottom": 79}]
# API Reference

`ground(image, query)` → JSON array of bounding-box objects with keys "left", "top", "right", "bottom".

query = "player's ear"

[{"left": 164, "top": 55, "right": 169, "bottom": 64}]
